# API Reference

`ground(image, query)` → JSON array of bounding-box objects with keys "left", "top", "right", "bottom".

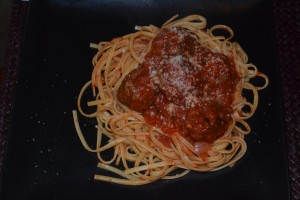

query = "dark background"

[{"left": 0, "top": 0, "right": 299, "bottom": 199}]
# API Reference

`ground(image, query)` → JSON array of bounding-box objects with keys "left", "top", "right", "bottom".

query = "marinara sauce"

[{"left": 117, "top": 27, "right": 240, "bottom": 146}]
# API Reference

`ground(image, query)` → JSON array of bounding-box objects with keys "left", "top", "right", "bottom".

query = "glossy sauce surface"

[{"left": 117, "top": 27, "right": 240, "bottom": 144}]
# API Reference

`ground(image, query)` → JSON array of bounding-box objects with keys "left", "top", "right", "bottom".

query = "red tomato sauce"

[{"left": 117, "top": 27, "right": 240, "bottom": 144}]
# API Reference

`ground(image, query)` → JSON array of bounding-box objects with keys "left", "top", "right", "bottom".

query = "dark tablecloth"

[{"left": 0, "top": 0, "right": 299, "bottom": 199}]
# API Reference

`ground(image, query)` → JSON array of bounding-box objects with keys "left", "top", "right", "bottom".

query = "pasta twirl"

[{"left": 72, "top": 14, "right": 268, "bottom": 185}]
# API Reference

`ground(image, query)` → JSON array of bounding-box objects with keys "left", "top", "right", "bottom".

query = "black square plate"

[{"left": 1, "top": 0, "right": 290, "bottom": 199}]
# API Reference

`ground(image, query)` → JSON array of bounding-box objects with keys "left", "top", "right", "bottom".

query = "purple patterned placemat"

[
  {"left": 0, "top": 0, "right": 299, "bottom": 199},
  {"left": 0, "top": 0, "right": 29, "bottom": 178},
  {"left": 273, "top": 0, "right": 300, "bottom": 199}
]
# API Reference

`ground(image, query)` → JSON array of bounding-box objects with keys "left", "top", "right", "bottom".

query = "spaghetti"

[{"left": 72, "top": 15, "right": 269, "bottom": 185}]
